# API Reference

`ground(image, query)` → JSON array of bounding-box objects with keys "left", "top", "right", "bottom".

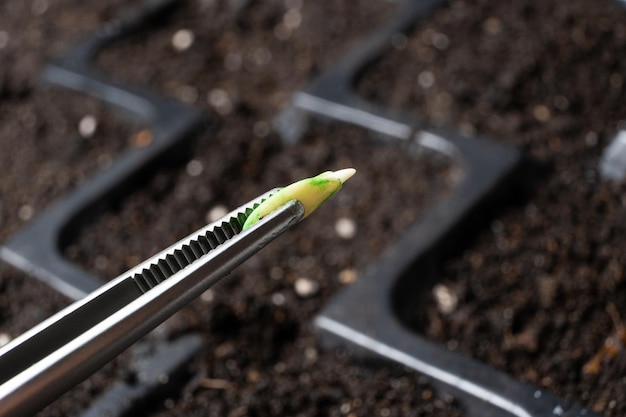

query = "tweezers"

[{"left": 0, "top": 191, "right": 304, "bottom": 417}]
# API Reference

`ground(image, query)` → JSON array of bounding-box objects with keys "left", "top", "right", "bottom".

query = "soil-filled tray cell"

[
  {"left": 66, "top": 122, "right": 456, "bottom": 279},
  {"left": 358, "top": 0, "right": 626, "bottom": 415},
  {"left": 358, "top": 0, "right": 626, "bottom": 162},
  {"left": 64, "top": 118, "right": 459, "bottom": 416},
  {"left": 0, "top": 90, "right": 138, "bottom": 243},
  {"left": 96, "top": 0, "right": 397, "bottom": 120}
]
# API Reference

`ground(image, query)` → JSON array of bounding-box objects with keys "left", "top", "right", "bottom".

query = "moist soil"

[
  {"left": 1, "top": 1, "right": 463, "bottom": 417},
  {"left": 0, "top": 89, "right": 135, "bottom": 243},
  {"left": 358, "top": 0, "right": 626, "bottom": 415},
  {"left": 95, "top": 0, "right": 399, "bottom": 119}
]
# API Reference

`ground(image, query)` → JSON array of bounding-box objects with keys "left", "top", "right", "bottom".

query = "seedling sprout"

[{"left": 243, "top": 168, "right": 356, "bottom": 230}]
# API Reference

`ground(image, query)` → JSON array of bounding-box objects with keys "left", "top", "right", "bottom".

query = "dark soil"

[
  {"left": 0, "top": 269, "right": 70, "bottom": 340},
  {"left": 96, "top": 0, "right": 398, "bottom": 119},
  {"left": 0, "top": 0, "right": 129, "bottom": 93},
  {"left": 1, "top": 1, "right": 464, "bottom": 416},
  {"left": 358, "top": 0, "right": 626, "bottom": 415},
  {"left": 0, "top": 89, "right": 136, "bottom": 243}
]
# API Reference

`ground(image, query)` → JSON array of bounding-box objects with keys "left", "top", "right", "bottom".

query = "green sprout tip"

[{"left": 242, "top": 168, "right": 356, "bottom": 230}]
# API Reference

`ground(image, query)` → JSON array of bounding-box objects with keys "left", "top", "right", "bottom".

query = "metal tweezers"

[{"left": 0, "top": 191, "right": 304, "bottom": 417}]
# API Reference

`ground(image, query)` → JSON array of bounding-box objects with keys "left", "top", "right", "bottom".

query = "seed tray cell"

[
  {"left": 357, "top": 0, "right": 626, "bottom": 163},
  {"left": 1, "top": 0, "right": 204, "bottom": 299},
  {"left": 95, "top": 0, "right": 398, "bottom": 119},
  {"left": 63, "top": 117, "right": 460, "bottom": 415},
  {"left": 0, "top": 90, "right": 133, "bottom": 244},
  {"left": 65, "top": 121, "right": 456, "bottom": 280}
]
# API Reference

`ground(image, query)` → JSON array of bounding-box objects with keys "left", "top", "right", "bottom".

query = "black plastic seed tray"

[{"left": 0, "top": 0, "right": 614, "bottom": 416}]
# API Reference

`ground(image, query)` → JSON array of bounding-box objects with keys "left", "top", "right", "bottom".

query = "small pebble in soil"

[
  {"left": 294, "top": 277, "right": 319, "bottom": 297},
  {"left": 271, "top": 292, "right": 286, "bottom": 306},
  {"left": 206, "top": 205, "right": 228, "bottom": 223},
  {"left": 335, "top": 217, "right": 357, "bottom": 239},
  {"left": 304, "top": 347, "right": 317, "bottom": 362},
  {"left": 532, "top": 105, "right": 551, "bottom": 123},
  {"left": 207, "top": 88, "right": 233, "bottom": 115},
  {"left": 158, "top": 373, "right": 170, "bottom": 384},
  {"left": 0, "top": 333, "right": 11, "bottom": 347},
  {"left": 171, "top": 29, "right": 194, "bottom": 51},
  {"left": 200, "top": 377, "right": 231, "bottom": 390},
  {"left": 431, "top": 33, "right": 450, "bottom": 50},
  {"left": 17, "top": 204, "right": 34, "bottom": 221},
  {"left": 585, "top": 131, "right": 598, "bottom": 147},
  {"left": 482, "top": 16, "right": 503, "bottom": 35},
  {"left": 274, "top": 23, "right": 291, "bottom": 41},
  {"left": 214, "top": 342, "right": 235, "bottom": 358},
  {"left": 246, "top": 370, "right": 260, "bottom": 383},
  {"left": 129, "top": 129, "right": 153, "bottom": 148},
  {"left": 200, "top": 289, "right": 214, "bottom": 303},
  {"left": 94, "top": 255, "right": 109, "bottom": 271},
  {"left": 338, "top": 268, "right": 357, "bottom": 285},
  {"left": 78, "top": 115, "right": 98, "bottom": 138},
  {"left": 186, "top": 159, "right": 204, "bottom": 177},
  {"left": 283, "top": 9, "right": 302, "bottom": 30},
  {"left": 432, "top": 284, "right": 457, "bottom": 314},
  {"left": 418, "top": 70, "right": 435, "bottom": 89}
]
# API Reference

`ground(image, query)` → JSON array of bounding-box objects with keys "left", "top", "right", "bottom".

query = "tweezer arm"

[{"left": 0, "top": 195, "right": 304, "bottom": 417}]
